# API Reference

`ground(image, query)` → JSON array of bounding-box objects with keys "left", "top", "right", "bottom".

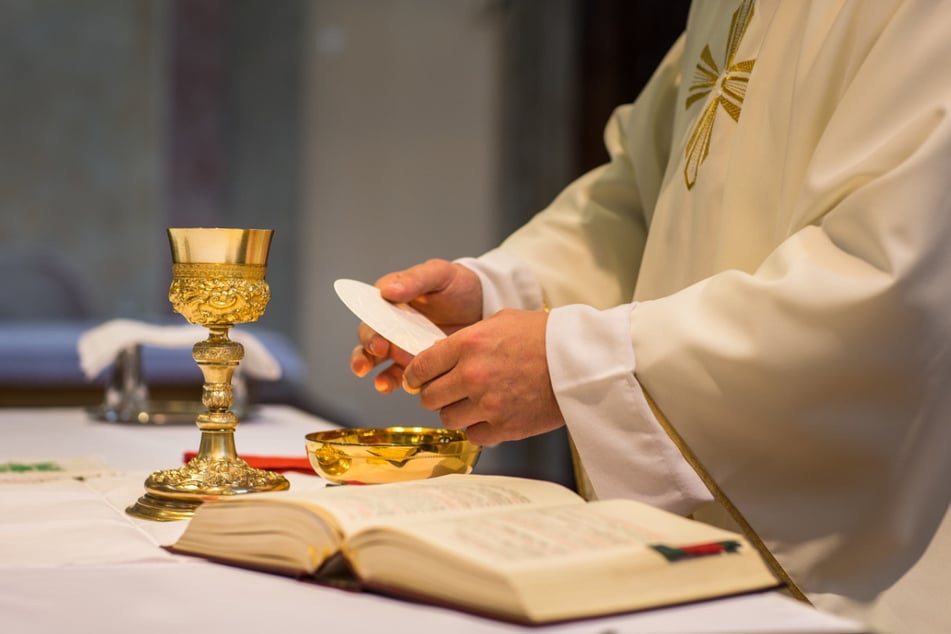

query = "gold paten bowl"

[{"left": 304, "top": 427, "right": 481, "bottom": 485}]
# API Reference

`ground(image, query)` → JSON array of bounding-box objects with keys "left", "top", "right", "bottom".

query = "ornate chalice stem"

[
  {"left": 192, "top": 325, "right": 243, "bottom": 462},
  {"left": 127, "top": 228, "right": 289, "bottom": 522}
]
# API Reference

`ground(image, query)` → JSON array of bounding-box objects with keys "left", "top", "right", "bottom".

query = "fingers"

[
  {"left": 435, "top": 396, "right": 477, "bottom": 430},
  {"left": 374, "top": 364, "right": 405, "bottom": 394},
  {"left": 458, "top": 421, "right": 499, "bottom": 446},
  {"left": 350, "top": 323, "right": 390, "bottom": 377},
  {"left": 402, "top": 336, "right": 456, "bottom": 390},
  {"left": 349, "top": 345, "right": 374, "bottom": 378},
  {"left": 351, "top": 343, "right": 411, "bottom": 394},
  {"left": 431, "top": 401, "right": 499, "bottom": 447},
  {"left": 351, "top": 319, "right": 417, "bottom": 395},
  {"left": 357, "top": 322, "right": 387, "bottom": 355},
  {"left": 375, "top": 259, "right": 456, "bottom": 304},
  {"left": 350, "top": 303, "right": 564, "bottom": 446},
  {"left": 351, "top": 260, "right": 483, "bottom": 400},
  {"left": 402, "top": 339, "right": 468, "bottom": 412}
]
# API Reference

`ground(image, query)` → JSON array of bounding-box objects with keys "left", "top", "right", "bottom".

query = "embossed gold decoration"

[
  {"left": 684, "top": 0, "right": 756, "bottom": 189},
  {"left": 127, "top": 228, "right": 289, "bottom": 521}
]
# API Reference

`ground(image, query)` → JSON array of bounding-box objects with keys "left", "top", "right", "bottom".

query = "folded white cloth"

[{"left": 77, "top": 318, "right": 282, "bottom": 381}]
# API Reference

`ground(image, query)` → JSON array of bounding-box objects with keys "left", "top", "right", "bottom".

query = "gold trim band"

[
  {"left": 644, "top": 390, "right": 810, "bottom": 604},
  {"left": 173, "top": 262, "right": 266, "bottom": 279}
]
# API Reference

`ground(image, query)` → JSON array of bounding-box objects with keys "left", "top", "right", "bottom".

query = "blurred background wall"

[{"left": 0, "top": 0, "right": 688, "bottom": 486}]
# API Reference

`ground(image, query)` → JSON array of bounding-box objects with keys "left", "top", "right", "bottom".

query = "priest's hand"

[
  {"left": 349, "top": 259, "right": 484, "bottom": 393},
  {"left": 402, "top": 308, "right": 566, "bottom": 445}
]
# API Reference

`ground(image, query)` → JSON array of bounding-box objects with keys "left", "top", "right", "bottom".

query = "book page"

[
  {"left": 348, "top": 498, "right": 776, "bottom": 623},
  {"left": 279, "top": 474, "right": 583, "bottom": 533},
  {"left": 357, "top": 498, "right": 745, "bottom": 565},
  {"left": 450, "top": 502, "right": 666, "bottom": 560}
]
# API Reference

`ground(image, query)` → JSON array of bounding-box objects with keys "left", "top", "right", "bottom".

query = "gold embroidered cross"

[{"left": 683, "top": 0, "right": 756, "bottom": 189}]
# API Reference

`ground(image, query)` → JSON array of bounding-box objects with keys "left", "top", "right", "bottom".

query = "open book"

[{"left": 168, "top": 474, "right": 780, "bottom": 624}]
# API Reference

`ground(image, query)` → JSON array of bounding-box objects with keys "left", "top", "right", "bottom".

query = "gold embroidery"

[{"left": 684, "top": 0, "right": 756, "bottom": 189}]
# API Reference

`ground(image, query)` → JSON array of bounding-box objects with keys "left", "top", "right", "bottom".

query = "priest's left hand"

[{"left": 402, "top": 308, "right": 566, "bottom": 445}]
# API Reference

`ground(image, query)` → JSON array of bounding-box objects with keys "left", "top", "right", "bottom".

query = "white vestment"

[{"left": 463, "top": 1, "right": 951, "bottom": 631}]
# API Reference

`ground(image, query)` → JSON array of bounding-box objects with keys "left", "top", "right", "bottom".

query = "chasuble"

[{"left": 463, "top": 0, "right": 951, "bottom": 631}]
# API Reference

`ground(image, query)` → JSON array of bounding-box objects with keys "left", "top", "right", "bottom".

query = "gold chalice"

[{"left": 126, "top": 228, "right": 289, "bottom": 521}]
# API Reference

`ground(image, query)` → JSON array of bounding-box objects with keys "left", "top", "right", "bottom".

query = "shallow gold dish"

[{"left": 304, "top": 427, "right": 481, "bottom": 485}]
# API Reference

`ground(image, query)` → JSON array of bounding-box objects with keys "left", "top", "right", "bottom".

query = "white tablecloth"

[{"left": 0, "top": 406, "right": 867, "bottom": 633}]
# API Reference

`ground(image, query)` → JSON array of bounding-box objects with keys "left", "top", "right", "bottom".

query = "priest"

[{"left": 349, "top": 1, "right": 951, "bottom": 631}]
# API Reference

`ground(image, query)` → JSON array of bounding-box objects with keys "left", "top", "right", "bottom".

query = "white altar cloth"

[{"left": 0, "top": 406, "right": 867, "bottom": 633}]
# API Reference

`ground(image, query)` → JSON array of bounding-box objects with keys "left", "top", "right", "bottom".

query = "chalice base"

[{"left": 126, "top": 456, "right": 289, "bottom": 522}]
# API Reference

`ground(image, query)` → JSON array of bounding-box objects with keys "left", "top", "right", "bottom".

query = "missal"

[{"left": 168, "top": 474, "right": 780, "bottom": 624}]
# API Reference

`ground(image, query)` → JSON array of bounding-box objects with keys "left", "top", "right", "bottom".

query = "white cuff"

[
  {"left": 455, "top": 248, "right": 545, "bottom": 317},
  {"left": 547, "top": 303, "right": 712, "bottom": 515}
]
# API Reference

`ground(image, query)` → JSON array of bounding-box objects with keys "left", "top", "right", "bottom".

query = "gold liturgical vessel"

[{"left": 127, "top": 228, "right": 289, "bottom": 521}]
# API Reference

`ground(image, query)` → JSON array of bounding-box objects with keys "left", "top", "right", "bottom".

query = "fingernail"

[
  {"left": 367, "top": 337, "right": 387, "bottom": 357},
  {"left": 374, "top": 375, "right": 393, "bottom": 393},
  {"left": 384, "top": 281, "right": 405, "bottom": 299},
  {"left": 402, "top": 377, "right": 420, "bottom": 395}
]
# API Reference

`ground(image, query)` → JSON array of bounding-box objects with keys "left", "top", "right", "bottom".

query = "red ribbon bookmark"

[{"left": 651, "top": 540, "right": 741, "bottom": 562}]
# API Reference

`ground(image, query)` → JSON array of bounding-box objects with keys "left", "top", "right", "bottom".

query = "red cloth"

[{"left": 182, "top": 452, "right": 314, "bottom": 474}]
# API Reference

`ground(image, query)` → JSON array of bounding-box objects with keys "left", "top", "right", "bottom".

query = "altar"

[{"left": 0, "top": 406, "right": 868, "bottom": 633}]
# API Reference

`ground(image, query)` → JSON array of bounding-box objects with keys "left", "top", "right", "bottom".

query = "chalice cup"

[{"left": 127, "top": 228, "right": 289, "bottom": 521}]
